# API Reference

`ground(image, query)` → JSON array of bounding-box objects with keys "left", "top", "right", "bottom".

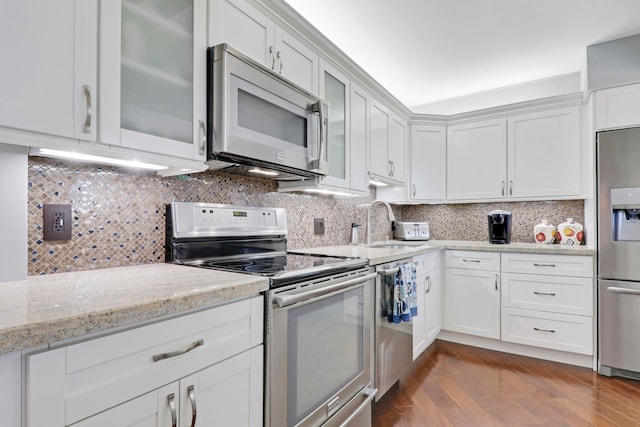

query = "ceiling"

[{"left": 283, "top": 0, "right": 640, "bottom": 114}]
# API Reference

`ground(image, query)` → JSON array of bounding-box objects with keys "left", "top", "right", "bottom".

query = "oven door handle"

[{"left": 274, "top": 272, "right": 377, "bottom": 307}]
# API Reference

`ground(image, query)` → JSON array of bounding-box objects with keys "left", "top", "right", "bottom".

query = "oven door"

[
  {"left": 209, "top": 45, "right": 329, "bottom": 176},
  {"left": 267, "top": 269, "right": 376, "bottom": 427}
]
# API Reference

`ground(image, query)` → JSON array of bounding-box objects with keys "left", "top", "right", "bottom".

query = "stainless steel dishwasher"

[{"left": 374, "top": 258, "right": 414, "bottom": 400}]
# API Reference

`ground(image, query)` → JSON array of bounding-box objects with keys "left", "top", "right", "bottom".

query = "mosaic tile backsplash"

[
  {"left": 28, "top": 157, "right": 584, "bottom": 275},
  {"left": 400, "top": 201, "right": 585, "bottom": 243}
]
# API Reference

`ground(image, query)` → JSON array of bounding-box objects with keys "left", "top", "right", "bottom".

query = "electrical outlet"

[
  {"left": 43, "top": 204, "right": 72, "bottom": 241},
  {"left": 314, "top": 217, "right": 325, "bottom": 235}
]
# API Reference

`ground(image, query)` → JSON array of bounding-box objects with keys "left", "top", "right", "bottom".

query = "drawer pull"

[
  {"left": 533, "top": 327, "right": 556, "bottom": 333},
  {"left": 153, "top": 339, "right": 204, "bottom": 362},
  {"left": 426, "top": 276, "right": 432, "bottom": 294},
  {"left": 168, "top": 393, "right": 177, "bottom": 427},
  {"left": 533, "top": 263, "right": 556, "bottom": 268},
  {"left": 533, "top": 291, "right": 556, "bottom": 296},
  {"left": 462, "top": 259, "right": 481, "bottom": 263}
]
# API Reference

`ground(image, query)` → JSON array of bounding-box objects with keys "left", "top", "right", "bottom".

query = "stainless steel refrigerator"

[{"left": 598, "top": 126, "right": 640, "bottom": 379}]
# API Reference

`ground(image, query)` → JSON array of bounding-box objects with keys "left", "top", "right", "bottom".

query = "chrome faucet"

[{"left": 366, "top": 200, "right": 396, "bottom": 244}]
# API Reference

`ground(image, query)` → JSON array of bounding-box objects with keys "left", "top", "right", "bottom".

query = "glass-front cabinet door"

[
  {"left": 99, "top": 0, "right": 206, "bottom": 161},
  {"left": 319, "top": 60, "right": 350, "bottom": 189}
]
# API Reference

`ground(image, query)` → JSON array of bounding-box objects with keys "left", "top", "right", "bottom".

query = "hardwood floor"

[{"left": 372, "top": 340, "right": 640, "bottom": 426}]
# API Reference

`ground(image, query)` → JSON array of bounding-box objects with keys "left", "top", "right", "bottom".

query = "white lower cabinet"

[
  {"left": 0, "top": 351, "right": 21, "bottom": 427},
  {"left": 444, "top": 251, "right": 501, "bottom": 340},
  {"left": 413, "top": 252, "right": 441, "bottom": 359},
  {"left": 27, "top": 296, "right": 263, "bottom": 427},
  {"left": 500, "top": 253, "right": 594, "bottom": 355}
]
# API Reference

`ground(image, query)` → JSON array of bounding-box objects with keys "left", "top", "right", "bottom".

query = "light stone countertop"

[
  {"left": 0, "top": 264, "right": 269, "bottom": 355},
  {"left": 1, "top": 240, "right": 594, "bottom": 355},
  {"left": 300, "top": 239, "right": 595, "bottom": 265}
]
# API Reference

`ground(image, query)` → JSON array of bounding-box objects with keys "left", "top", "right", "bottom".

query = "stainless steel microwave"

[{"left": 206, "top": 44, "right": 329, "bottom": 180}]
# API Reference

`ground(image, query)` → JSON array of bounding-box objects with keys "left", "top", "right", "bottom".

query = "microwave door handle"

[{"left": 308, "top": 101, "right": 327, "bottom": 171}]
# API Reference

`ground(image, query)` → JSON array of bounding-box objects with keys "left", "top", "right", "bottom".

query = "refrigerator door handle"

[{"left": 607, "top": 286, "right": 640, "bottom": 296}]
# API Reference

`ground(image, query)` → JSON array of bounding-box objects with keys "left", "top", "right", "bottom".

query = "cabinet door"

[
  {"left": 595, "top": 83, "right": 640, "bottom": 130},
  {"left": 319, "top": 60, "right": 350, "bottom": 189},
  {"left": 274, "top": 26, "right": 318, "bottom": 93},
  {"left": 388, "top": 115, "right": 407, "bottom": 183},
  {"left": 100, "top": 0, "right": 207, "bottom": 161},
  {"left": 447, "top": 118, "right": 507, "bottom": 200},
  {"left": 181, "top": 346, "right": 263, "bottom": 427},
  {"left": 209, "top": 0, "right": 274, "bottom": 66},
  {"left": 413, "top": 269, "right": 441, "bottom": 359},
  {"left": 349, "top": 82, "right": 370, "bottom": 193},
  {"left": 369, "top": 97, "right": 391, "bottom": 179},
  {"left": 507, "top": 106, "right": 581, "bottom": 198},
  {"left": 0, "top": 351, "right": 21, "bottom": 427},
  {"left": 444, "top": 268, "right": 501, "bottom": 339},
  {"left": 410, "top": 125, "right": 446, "bottom": 200},
  {"left": 0, "top": 0, "right": 97, "bottom": 141},
  {"left": 73, "top": 383, "right": 179, "bottom": 427},
  {"left": 424, "top": 269, "right": 442, "bottom": 347}
]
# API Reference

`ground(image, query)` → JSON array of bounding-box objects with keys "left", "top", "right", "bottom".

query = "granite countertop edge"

[{"left": 0, "top": 264, "right": 269, "bottom": 355}]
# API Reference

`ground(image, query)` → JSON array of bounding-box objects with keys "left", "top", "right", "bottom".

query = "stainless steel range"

[{"left": 166, "top": 202, "right": 377, "bottom": 427}]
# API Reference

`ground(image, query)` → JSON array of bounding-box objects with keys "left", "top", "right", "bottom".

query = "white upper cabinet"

[
  {"left": 209, "top": 0, "right": 318, "bottom": 93},
  {"left": 447, "top": 106, "right": 582, "bottom": 201},
  {"left": 99, "top": 0, "right": 207, "bottom": 162},
  {"left": 0, "top": 0, "right": 97, "bottom": 141},
  {"left": 507, "top": 107, "right": 581, "bottom": 198},
  {"left": 318, "top": 60, "right": 350, "bottom": 189},
  {"left": 349, "top": 82, "right": 371, "bottom": 193},
  {"left": 595, "top": 83, "right": 640, "bottom": 130},
  {"left": 369, "top": 97, "right": 406, "bottom": 184},
  {"left": 410, "top": 125, "right": 447, "bottom": 201},
  {"left": 447, "top": 118, "right": 507, "bottom": 200}
]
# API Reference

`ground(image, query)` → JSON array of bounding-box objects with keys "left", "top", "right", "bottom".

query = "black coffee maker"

[{"left": 488, "top": 210, "right": 512, "bottom": 244}]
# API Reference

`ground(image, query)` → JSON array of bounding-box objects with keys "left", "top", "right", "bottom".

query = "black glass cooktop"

[{"left": 188, "top": 252, "right": 367, "bottom": 288}]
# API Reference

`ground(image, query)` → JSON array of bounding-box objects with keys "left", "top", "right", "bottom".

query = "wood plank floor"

[{"left": 372, "top": 340, "right": 640, "bottom": 426}]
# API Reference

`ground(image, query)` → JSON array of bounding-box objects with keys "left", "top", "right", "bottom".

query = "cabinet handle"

[
  {"left": 187, "top": 385, "right": 197, "bottom": 427},
  {"left": 534, "top": 327, "right": 556, "bottom": 333},
  {"left": 462, "top": 258, "right": 481, "bottom": 263},
  {"left": 509, "top": 180, "right": 513, "bottom": 196},
  {"left": 412, "top": 184, "right": 416, "bottom": 197},
  {"left": 495, "top": 273, "right": 499, "bottom": 290},
  {"left": 501, "top": 181, "right": 505, "bottom": 196},
  {"left": 533, "top": 263, "right": 556, "bottom": 268},
  {"left": 198, "top": 120, "right": 206, "bottom": 156},
  {"left": 167, "top": 393, "right": 177, "bottom": 427},
  {"left": 392, "top": 161, "right": 396, "bottom": 176},
  {"left": 152, "top": 339, "right": 204, "bottom": 362},
  {"left": 83, "top": 85, "right": 92, "bottom": 133},
  {"left": 269, "top": 46, "right": 276, "bottom": 69},
  {"left": 426, "top": 275, "right": 432, "bottom": 293},
  {"left": 277, "top": 51, "right": 283, "bottom": 74},
  {"left": 533, "top": 291, "right": 556, "bottom": 296}
]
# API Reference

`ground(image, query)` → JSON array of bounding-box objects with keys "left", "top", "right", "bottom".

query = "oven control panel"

[
  {"left": 195, "top": 206, "right": 278, "bottom": 227},
  {"left": 170, "top": 202, "right": 288, "bottom": 237}
]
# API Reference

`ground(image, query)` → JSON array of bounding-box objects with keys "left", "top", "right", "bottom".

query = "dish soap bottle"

[{"left": 351, "top": 223, "right": 360, "bottom": 245}]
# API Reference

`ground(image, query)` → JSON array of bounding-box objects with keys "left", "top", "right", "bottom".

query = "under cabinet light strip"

[{"left": 34, "top": 148, "right": 168, "bottom": 171}]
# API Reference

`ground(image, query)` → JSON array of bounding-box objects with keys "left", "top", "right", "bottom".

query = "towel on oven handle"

[{"left": 383, "top": 263, "right": 417, "bottom": 323}]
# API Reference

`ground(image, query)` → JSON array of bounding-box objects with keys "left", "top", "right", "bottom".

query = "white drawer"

[
  {"left": 445, "top": 250, "right": 500, "bottom": 271},
  {"left": 501, "top": 253, "right": 593, "bottom": 277},
  {"left": 414, "top": 251, "right": 440, "bottom": 273},
  {"left": 501, "top": 273, "right": 593, "bottom": 316},
  {"left": 501, "top": 307, "right": 592, "bottom": 355},
  {"left": 28, "top": 295, "right": 264, "bottom": 426}
]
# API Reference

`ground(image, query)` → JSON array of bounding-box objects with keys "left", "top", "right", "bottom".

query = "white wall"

[{"left": 0, "top": 144, "right": 27, "bottom": 282}]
